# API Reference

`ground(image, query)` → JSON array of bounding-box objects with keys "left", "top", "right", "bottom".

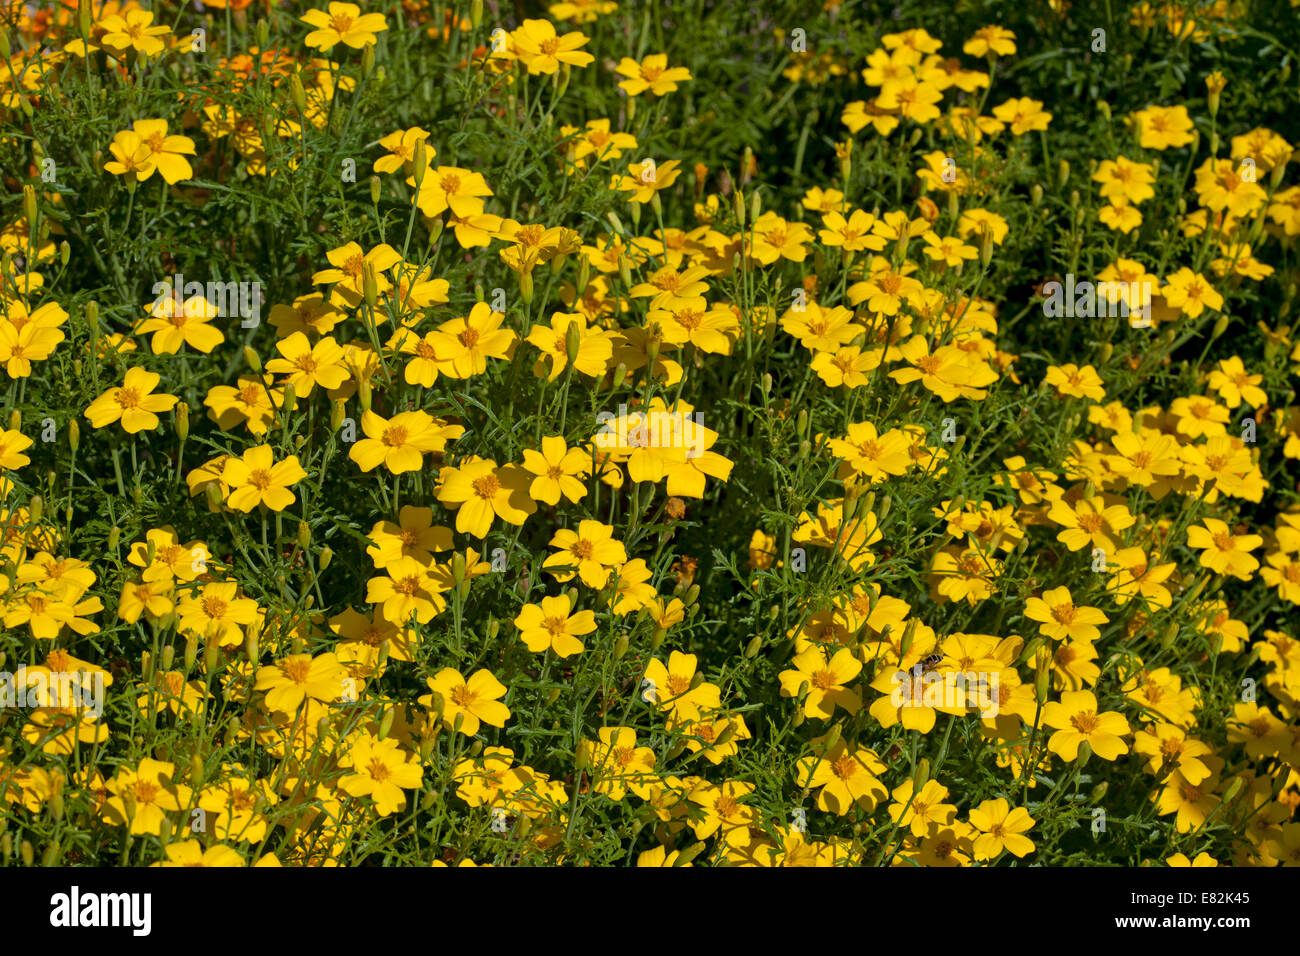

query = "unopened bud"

[{"left": 912, "top": 757, "right": 930, "bottom": 792}]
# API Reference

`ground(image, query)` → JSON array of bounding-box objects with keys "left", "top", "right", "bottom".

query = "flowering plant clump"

[{"left": 1, "top": 0, "right": 1299, "bottom": 869}]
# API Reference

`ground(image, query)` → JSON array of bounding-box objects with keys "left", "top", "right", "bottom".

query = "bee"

[
  {"left": 896, "top": 652, "right": 944, "bottom": 683},
  {"left": 915, "top": 653, "right": 945, "bottom": 674}
]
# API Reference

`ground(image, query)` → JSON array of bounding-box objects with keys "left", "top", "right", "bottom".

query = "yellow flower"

[
  {"left": 310, "top": 241, "right": 401, "bottom": 306},
  {"left": 152, "top": 840, "right": 245, "bottom": 867},
  {"left": 0, "top": 427, "right": 34, "bottom": 469},
  {"left": 1024, "top": 586, "right": 1109, "bottom": 642},
  {"left": 968, "top": 798, "right": 1036, "bottom": 859},
  {"left": 1044, "top": 362, "right": 1105, "bottom": 401},
  {"left": 337, "top": 733, "right": 423, "bottom": 815},
  {"left": 887, "top": 780, "right": 957, "bottom": 838},
  {"left": 0, "top": 304, "right": 66, "bottom": 377},
  {"left": 1092, "top": 156, "right": 1155, "bottom": 205},
  {"left": 1041, "top": 690, "right": 1131, "bottom": 761},
  {"left": 580, "top": 727, "right": 658, "bottom": 800},
  {"left": 615, "top": 55, "right": 692, "bottom": 96},
  {"left": 1186, "top": 518, "right": 1262, "bottom": 580},
  {"left": 256, "top": 652, "right": 346, "bottom": 713},
  {"left": 962, "top": 25, "right": 1017, "bottom": 58},
  {"left": 1161, "top": 268, "right": 1223, "bottom": 318},
  {"left": 427, "top": 302, "right": 518, "bottom": 378},
  {"left": 521, "top": 435, "right": 590, "bottom": 505},
  {"left": 510, "top": 18, "right": 594, "bottom": 74},
  {"left": 222, "top": 444, "right": 307, "bottom": 512},
  {"left": 103, "top": 759, "right": 192, "bottom": 836},
  {"left": 138, "top": 293, "right": 223, "bottom": 354},
  {"left": 365, "top": 505, "right": 453, "bottom": 568},
  {"left": 99, "top": 9, "right": 173, "bottom": 58},
  {"left": 301, "top": 2, "right": 388, "bottom": 52},
  {"left": 778, "top": 646, "right": 862, "bottom": 719},
  {"left": 796, "top": 739, "right": 888, "bottom": 814},
  {"left": 543, "top": 519, "right": 627, "bottom": 587},
  {"left": 265, "top": 332, "right": 350, "bottom": 395},
  {"left": 103, "top": 131, "right": 153, "bottom": 181},
  {"left": 131, "top": 119, "right": 196, "bottom": 184},
  {"left": 420, "top": 668, "right": 511, "bottom": 736},
  {"left": 991, "top": 96, "right": 1052, "bottom": 134},
  {"left": 350, "top": 409, "right": 463, "bottom": 474},
  {"left": 436, "top": 456, "right": 536, "bottom": 538},
  {"left": 374, "top": 126, "right": 432, "bottom": 175},
  {"left": 84, "top": 367, "right": 178, "bottom": 433},
  {"left": 3, "top": 588, "right": 74, "bottom": 640},
  {"left": 514, "top": 593, "right": 596, "bottom": 657},
  {"left": 175, "top": 581, "right": 259, "bottom": 647},
  {"left": 414, "top": 165, "right": 494, "bottom": 218},
  {"left": 525, "top": 311, "right": 613, "bottom": 380},
  {"left": 1131, "top": 104, "right": 1196, "bottom": 149},
  {"left": 365, "top": 556, "right": 448, "bottom": 626},
  {"left": 617, "top": 158, "right": 681, "bottom": 204}
]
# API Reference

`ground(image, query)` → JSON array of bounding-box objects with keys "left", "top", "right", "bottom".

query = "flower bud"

[
  {"left": 912, "top": 757, "right": 930, "bottom": 793},
  {"left": 822, "top": 722, "right": 842, "bottom": 753},
  {"left": 565, "top": 320, "right": 582, "bottom": 365},
  {"left": 363, "top": 264, "right": 378, "bottom": 309},
  {"left": 576, "top": 254, "right": 590, "bottom": 296},
  {"left": 1076, "top": 740, "right": 1092, "bottom": 767},
  {"left": 204, "top": 637, "right": 221, "bottom": 673},
  {"left": 289, "top": 73, "right": 307, "bottom": 113}
]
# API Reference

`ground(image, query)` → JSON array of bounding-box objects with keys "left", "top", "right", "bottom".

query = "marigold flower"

[
  {"left": 222, "top": 444, "right": 307, "bottom": 512},
  {"left": 84, "top": 367, "right": 178, "bottom": 434}
]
